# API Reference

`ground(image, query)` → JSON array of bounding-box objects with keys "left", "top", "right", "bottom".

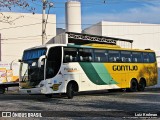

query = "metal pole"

[
  {"left": 0, "top": 33, "right": 1, "bottom": 61},
  {"left": 42, "top": 0, "right": 46, "bottom": 45}
]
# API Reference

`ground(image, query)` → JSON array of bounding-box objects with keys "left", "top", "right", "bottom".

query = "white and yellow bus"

[{"left": 19, "top": 33, "right": 158, "bottom": 98}]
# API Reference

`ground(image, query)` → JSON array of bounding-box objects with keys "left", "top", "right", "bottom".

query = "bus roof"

[
  {"left": 24, "top": 43, "right": 154, "bottom": 53},
  {"left": 67, "top": 43, "right": 155, "bottom": 53}
]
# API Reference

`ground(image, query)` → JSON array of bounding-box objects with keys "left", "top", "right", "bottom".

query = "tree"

[
  {"left": 0, "top": 0, "right": 35, "bottom": 23},
  {"left": 0, "top": 0, "right": 30, "bottom": 10}
]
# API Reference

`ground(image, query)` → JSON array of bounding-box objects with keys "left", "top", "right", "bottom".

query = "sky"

[{"left": 1, "top": 0, "right": 160, "bottom": 28}]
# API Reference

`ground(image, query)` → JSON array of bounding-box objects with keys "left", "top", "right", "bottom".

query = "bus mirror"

[{"left": 38, "top": 55, "right": 46, "bottom": 68}]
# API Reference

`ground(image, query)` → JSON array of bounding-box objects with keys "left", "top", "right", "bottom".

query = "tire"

[
  {"left": 127, "top": 79, "right": 138, "bottom": 92},
  {"left": 138, "top": 80, "right": 146, "bottom": 91},
  {"left": 45, "top": 94, "right": 53, "bottom": 98},
  {"left": 0, "top": 87, "right": 5, "bottom": 94},
  {"left": 67, "top": 83, "right": 74, "bottom": 99}
]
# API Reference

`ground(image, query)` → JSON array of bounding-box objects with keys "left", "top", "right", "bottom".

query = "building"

[
  {"left": 83, "top": 21, "right": 160, "bottom": 50},
  {"left": 0, "top": 12, "right": 56, "bottom": 62}
]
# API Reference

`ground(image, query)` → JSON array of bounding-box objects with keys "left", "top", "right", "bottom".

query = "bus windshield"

[{"left": 20, "top": 48, "right": 47, "bottom": 88}]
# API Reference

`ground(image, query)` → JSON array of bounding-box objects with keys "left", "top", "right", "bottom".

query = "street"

[{"left": 0, "top": 88, "right": 159, "bottom": 119}]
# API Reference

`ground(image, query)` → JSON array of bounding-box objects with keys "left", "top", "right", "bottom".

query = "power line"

[
  {"left": 1, "top": 30, "right": 160, "bottom": 43},
  {"left": 1, "top": 34, "right": 55, "bottom": 41},
  {"left": 1, "top": 40, "right": 40, "bottom": 44},
  {"left": 0, "top": 23, "right": 41, "bottom": 30},
  {"left": 0, "top": 20, "right": 160, "bottom": 31},
  {"left": 1, "top": 35, "right": 41, "bottom": 40},
  {"left": 2, "top": 55, "right": 21, "bottom": 57}
]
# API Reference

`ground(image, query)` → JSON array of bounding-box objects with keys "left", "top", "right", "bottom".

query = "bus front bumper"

[{"left": 19, "top": 87, "right": 42, "bottom": 94}]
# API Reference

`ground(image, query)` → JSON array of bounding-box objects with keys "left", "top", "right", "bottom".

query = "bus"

[{"left": 19, "top": 33, "right": 158, "bottom": 99}]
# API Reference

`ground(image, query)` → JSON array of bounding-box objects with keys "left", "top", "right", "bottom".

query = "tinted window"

[
  {"left": 108, "top": 50, "right": 120, "bottom": 62},
  {"left": 121, "top": 51, "right": 132, "bottom": 62},
  {"left": 132, "top": 52, "right": 142, "bottom": 63},
  {"left": 94, "top": 49, "right": 108, "bottom": 62},
  {"left": 64, "top": 48, "right": 78, "bottom": 62},
  {"left": 23, "top": 48, "right": 46, "bottom": 61},
  {"left": 149, "top": 52, "right": 156, "bottom": 63},
  {"left": 79, "top": 49, "right": 93, "bottom": 62},
  {"left": 143, "top": 53, "right": 149, "bottom": 63}
]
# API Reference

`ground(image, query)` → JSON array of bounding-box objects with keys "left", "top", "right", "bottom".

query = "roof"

[{"left": 66, "top": 32, "right": 133, "bottom": 45}]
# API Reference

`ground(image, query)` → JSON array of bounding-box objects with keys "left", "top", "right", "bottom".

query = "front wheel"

[
  {"left": 0, "top": 87, "right": 5, "bottom": 94},
  {"left": 67, "top": 83, "right": 74, "bottom": 99}
]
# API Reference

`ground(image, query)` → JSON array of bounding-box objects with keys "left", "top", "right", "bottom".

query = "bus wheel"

[
  {"left": 45, "top": 94, "right": 53, "bottom": 98},
  {"left": 138, "top": 80, "right": 146, "bottom": 91},
  {"left": 0, "top": 87, "right": 5, "bottom": 94},
  {"left": 128, "top": 79, "right": 138, "bottom": 92},
  {"left": 67, "top": 83, "right": 74, "bottom": 99}
]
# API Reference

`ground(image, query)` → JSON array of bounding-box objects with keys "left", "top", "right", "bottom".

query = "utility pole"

[
  {"left": 0, "top": 33, "right": 1, "bottom": 61},
  {"left": 42, "top": 0, "right": 46, "bottom": 45}
]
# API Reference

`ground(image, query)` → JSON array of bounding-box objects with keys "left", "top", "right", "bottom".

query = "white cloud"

[{"left": 82, "top": 4, "right": 160, "bottom": 27}]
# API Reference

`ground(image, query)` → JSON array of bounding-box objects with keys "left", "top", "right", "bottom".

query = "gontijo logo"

[{"left": 112, "top": 65, "right": 138, "bottom": 71}]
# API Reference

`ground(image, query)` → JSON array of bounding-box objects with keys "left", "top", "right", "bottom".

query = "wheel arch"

[
  {"left": 130, "top": 78, "right": 138, "bottom": 85},
  {"left": 66, "top": 80, "right": 79, "bottom": 92}
]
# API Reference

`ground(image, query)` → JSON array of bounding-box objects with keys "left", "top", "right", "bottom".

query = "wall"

[
  {"left": 0, "top": 12, "right": 56, "bottom": 62},
  {"left": 84, "top": 21, "right": 160, "bottom": 50},
  {"left": 82, "top": 22, "right": 102, "bottom": 36}
]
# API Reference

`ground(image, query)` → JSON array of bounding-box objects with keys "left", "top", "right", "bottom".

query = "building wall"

[
  {"left": 84, "top": 21, "right": 160, "bottom": 50},
  {"left": 83, "top": 21, "right": 160, "bottom": 87},
  {"left": 0, "top": 12, "right": 56, "bottom": 62},
  {"left": 83, "top": 22, "right": 102, "bottom": 36}
]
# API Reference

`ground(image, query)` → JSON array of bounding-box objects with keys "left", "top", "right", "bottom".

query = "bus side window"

[
  {"left": 108, "top": 50, "right": 120, "bottom": 62},
  {"left": 121, "top": 51, "right": 132, "bottom": 63},
  {"left": 79, "top": 49, "right": 93, "bottom": 62},
  {"left": 149, "top": 52, "right": 156, "bottom": 63},
  {"left": 94, "top": 49, "right": 108, "bottom": 62},
  {"left": 64, "top": 48, "right": 78, "bottom": 63},
  {"left": 132, "top": 52, "right": 143, "bottom": 63},
  {"left": 143, "top": 53, "right": 149, "bottom": 63},
  {"left": 95, "top": 57, "right": 101, "bottom": 62}
]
